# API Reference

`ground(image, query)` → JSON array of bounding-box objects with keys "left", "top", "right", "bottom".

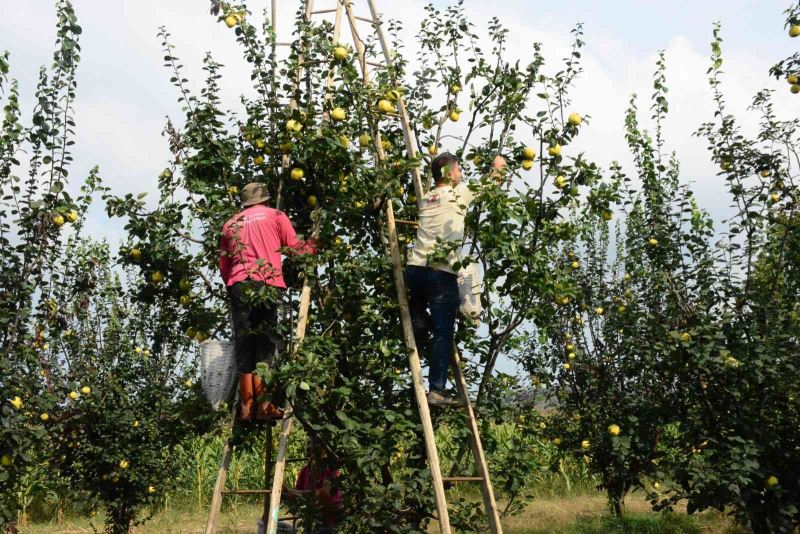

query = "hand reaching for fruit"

[
  {"left": 491, "top": 155, "right": 507, "bottom": 182},
  {"left": 315, "top": 478, "right": 336, "bottom": 509},
  {"left": 308, "top": 236, "right": 324, "bottom": 250}
]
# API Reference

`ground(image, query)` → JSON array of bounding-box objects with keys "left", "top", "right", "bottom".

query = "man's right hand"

[
  {"left": 308, "top": 236, "right": 324, "bottom": 250},
  {"left": 490, "top": 155, "right": 507, "bottom": 182}
]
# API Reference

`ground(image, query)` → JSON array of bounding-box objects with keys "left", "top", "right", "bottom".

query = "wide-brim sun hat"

[{"left": 241, "top": 182, "right": 270, "bottom": 207}]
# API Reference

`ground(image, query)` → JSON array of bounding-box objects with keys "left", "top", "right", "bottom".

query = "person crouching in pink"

[{"left": 288, "top": 442, "right": 343, "bottom": 533}]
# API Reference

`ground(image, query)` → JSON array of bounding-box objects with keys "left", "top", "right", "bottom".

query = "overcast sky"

[{"left": 2, "top": 0, "right": 797, "bottom": 241}]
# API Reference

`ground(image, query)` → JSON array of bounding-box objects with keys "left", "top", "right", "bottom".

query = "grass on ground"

[
  {"left": 499, "top": 495, "right": 745, "bottom": 534},
  {"left": 19, "top": 494, "right": 745, "bottom": 533}
]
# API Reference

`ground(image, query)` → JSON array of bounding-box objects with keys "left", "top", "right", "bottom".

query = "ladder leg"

[
  {"left": 266, "top": 245, "right": 316, "bottom": 533},
  {"left": 263, "top": 423, "right": 274, "bottom": 524},
  {"left": 364, "top": 0, "right": 425, "bottom": 203},
  {"left": 277, "top": 0, "right": 316, "bottom": 211},
  {"left": 265, "top": 409, "right": 294, "bottom": 534},
  {"left": 384, "top": 202, "right": 453, "bottom": 534},
  {"left": 205, "top": 410, "right": 237, "bottom": 534},
  {"left": 339, "top": 2, "right": 453, "bottom": 529},
  {"left": 292, "top": 3, "right": 496, "bottom": 532},
  {"left": 452, "top": 350, "right": 503, "bottom": 533}
]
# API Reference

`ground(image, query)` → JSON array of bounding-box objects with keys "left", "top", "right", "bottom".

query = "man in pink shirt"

[{"left": 219, "top": 182, "right": 317, "bottom": 422}]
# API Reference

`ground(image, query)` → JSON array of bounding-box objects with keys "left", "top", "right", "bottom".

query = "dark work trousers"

[
  {"left": 404, "top": 265, "right": 460, "bottom": 394},
  {"left": 228, "top": 280, "right": 285, "bottom": 375}
]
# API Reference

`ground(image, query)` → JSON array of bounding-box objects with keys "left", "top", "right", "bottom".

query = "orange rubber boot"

[
  {"left": 237, "top": 373, "right": 255, "bottom": 422},
  {"left": 253, "top": 374, "right": 284, "bottom": 421}
]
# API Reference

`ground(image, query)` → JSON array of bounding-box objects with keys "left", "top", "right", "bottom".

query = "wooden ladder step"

[
  {"left": 442, "top": 476, "right": 484, "bottom": 483},
  {"left": 354, "top": 15, "right": 378, "bottom": 24},
  {"left": 311, "top": 8, "right": 338, "bottom": 14},
  {"left": 221, "top": 489, "right": 272, "bottom": 495}
]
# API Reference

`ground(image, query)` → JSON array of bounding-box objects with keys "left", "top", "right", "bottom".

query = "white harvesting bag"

[
  {"left": 457, "top": 262, "right": 483, "bottom": 324},
  {"left": 200, "top": 339, "right": 236, "bottom": 411}
]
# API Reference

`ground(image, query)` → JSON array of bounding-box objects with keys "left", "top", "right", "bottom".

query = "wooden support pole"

[
  {"left": 264, "top": 415, "right": 294, "bottom": 534},
  {"left": 264, "top": 209, "right": 321, "bottom": 534},
  {"left": 263, "top": 424, "right": 274, "bottom": 524},
  {"left": 266, "top": 2, "right": 343, "bottom": 532},
  {"left": 452, "top": 349, "right": 503, "bottom": 533},
  {"left": 366, "top": 0, "right": 425, "bottom": 205},
  {"left": 341, "top": 1, "right": 452, "bottom": 531},
  {"left": 278, "top": 0, "right": 316, "bottom": 210},
  {"left": 383, "top": 201, "right": 453, "bottom": 534},
  {"left": 205, "top": 409, "right": 236, "bottom": 534}
]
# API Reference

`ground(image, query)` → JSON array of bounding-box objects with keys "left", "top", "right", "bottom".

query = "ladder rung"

[
  {"left": 276, "top": 42, "right": 292, "bottom": 47},
  {"left": 355, "top": 15, "right": 379, "bottom": 25},
  {"left": 310, "top": 8, "right": 338, "bottom": 14},
  {"left": 365, "top": 60, "right": 386, "bottom": 68},
  {"left": 222, "top": 489, "right": 272, "bottom": 495},
  {"left": 395, "top": 219, "right": 419, "bottom": 227},
  {"left": 442, "top": 476, "right": 483, "bottom": 483}
]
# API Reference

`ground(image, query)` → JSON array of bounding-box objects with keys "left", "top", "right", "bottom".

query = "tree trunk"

[
  {"left": 608, "top": 487, "right": 626, "bottom": 518},
  {"left": 612, "top": 498, "right": 625, "bottom": 518},
  {"left": 106, "top": 507, "right": 133, "bottom": 534},
  {"left": 747, "top": 510, "right": 770, "bottom": 534}
]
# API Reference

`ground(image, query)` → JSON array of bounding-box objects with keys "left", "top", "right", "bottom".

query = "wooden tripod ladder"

[
  {"left": 206, "top": 1, "right": 503, "bottom": 533},
  {"left": 204, "top": 2, "right": 323, "bottom": 531},
  {"left": 266, "top": 1, "right": 502, "bottom": 533}
]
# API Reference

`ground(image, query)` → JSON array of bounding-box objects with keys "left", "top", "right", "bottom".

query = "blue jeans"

[{"left": 404, "top": 265, "right": 459, "bottom": 394}]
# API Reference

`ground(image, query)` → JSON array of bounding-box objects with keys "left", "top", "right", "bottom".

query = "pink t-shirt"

[
  {"left": 295, "top": 464, "right": 342, "bottom": 525},
  {"left": 219, "top": 205, "right": 315, "bottom": 288}
]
